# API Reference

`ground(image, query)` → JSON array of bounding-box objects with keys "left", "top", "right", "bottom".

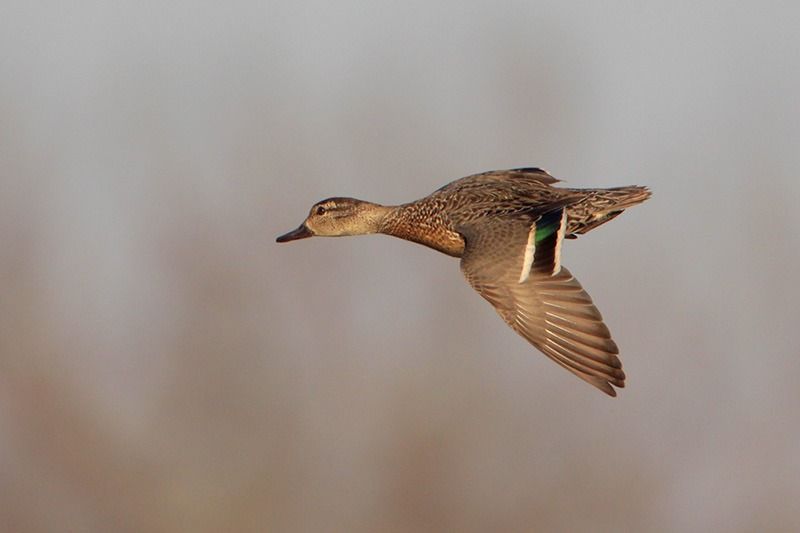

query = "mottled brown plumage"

[{"left": 277, "top": 167, "right": 650, "bottom": 396}]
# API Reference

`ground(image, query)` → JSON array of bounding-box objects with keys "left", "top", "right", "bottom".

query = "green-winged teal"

[{"left": 277, "top": 168, "right": 650, "bottom": 396}]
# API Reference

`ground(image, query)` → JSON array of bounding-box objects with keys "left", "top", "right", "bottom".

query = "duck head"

[{"left": 276, "top": 197, "right": 392, "bottom": 242}]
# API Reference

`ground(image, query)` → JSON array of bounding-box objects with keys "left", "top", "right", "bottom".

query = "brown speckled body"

[{"left": 377, "top": 168, "right": 649, "bottom": 257}]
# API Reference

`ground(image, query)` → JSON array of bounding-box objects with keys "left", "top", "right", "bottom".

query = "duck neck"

[
  {"left": 359, "top": 203, "right": 395, "bottom": 234},
  {"left": 377, "top": 203, "right": 465, "bottom": 257}
]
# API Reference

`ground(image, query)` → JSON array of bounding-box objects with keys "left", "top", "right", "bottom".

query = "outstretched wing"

[{"left": 458, "top": 210, "right": 625, "bottom": 396}]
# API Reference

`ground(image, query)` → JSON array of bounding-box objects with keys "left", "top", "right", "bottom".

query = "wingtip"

[{"left": 598, "top": 380, "right": 623, "bottom": 397}]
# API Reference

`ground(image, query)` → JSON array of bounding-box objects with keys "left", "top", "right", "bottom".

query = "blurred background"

[{"left": 2, "top": 1, "right": 799, "bottom": 531}]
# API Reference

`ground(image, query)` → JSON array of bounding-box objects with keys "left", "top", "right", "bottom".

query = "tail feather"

[{"left": 566, "top": 185, "right": 650, "bottom": 236}]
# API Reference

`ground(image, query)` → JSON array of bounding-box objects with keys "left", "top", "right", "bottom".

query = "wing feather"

[{"left": 459, "top": 218, "right": 625, "bottom": 396}]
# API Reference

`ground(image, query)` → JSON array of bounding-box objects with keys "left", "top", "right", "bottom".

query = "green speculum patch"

[{"left": 535, "top": 223, "right": 559, "bottom": 243}]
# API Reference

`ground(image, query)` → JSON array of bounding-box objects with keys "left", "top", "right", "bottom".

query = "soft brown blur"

[{"left": 2, "top": 2, "right": 799, "bottom": 532}]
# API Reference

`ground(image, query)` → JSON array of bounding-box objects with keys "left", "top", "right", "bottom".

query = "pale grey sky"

[{"left": 2, "top": 2, "right": 799, "bottom": 531}]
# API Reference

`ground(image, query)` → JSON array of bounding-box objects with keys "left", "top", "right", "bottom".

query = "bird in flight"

[{"left": 277, "top": 168, "right": 650, "bottom": 396}]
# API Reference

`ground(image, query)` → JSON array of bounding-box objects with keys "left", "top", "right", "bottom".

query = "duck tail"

[
  {"left": 566, "top": 185, "right": 651, "bottom": 237},
  {"left": 602, "top": 185, "right": 652, "bottom": 211}
]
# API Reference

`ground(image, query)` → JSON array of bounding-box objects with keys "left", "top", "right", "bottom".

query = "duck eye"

[{"left": 315, "top": 206, "right": 327, "bottom": 215}]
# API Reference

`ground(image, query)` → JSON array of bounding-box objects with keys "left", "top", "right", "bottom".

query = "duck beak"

[{"left": 276, "top": 224, "right": 313, "bottom": 243}]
